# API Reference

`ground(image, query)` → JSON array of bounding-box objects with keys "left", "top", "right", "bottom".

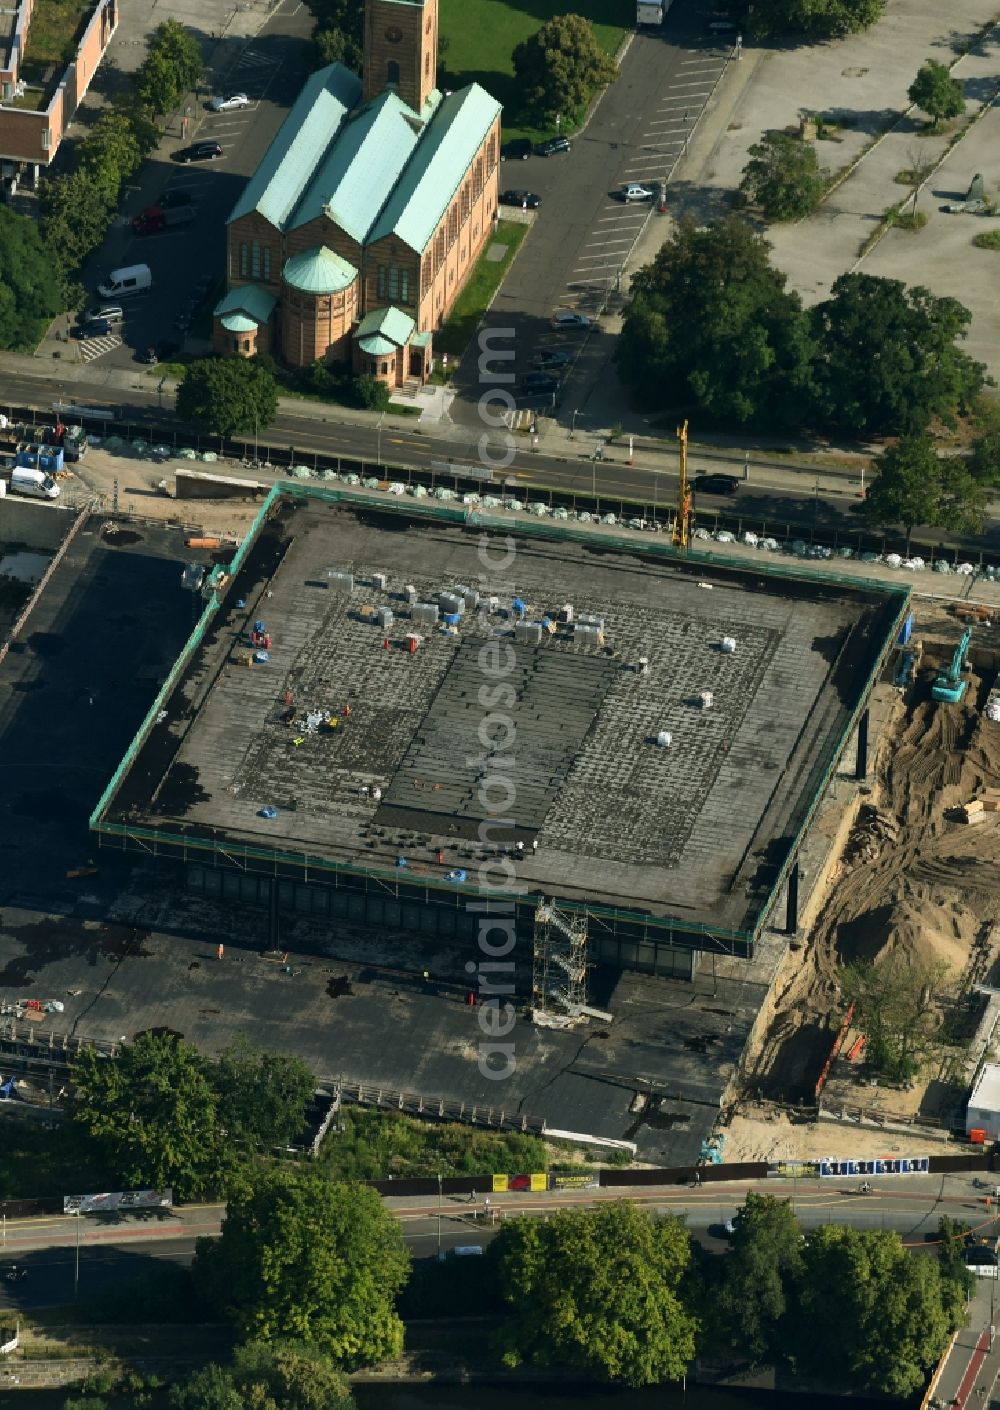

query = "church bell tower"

[{"left": 363, "top": 0, "right": 437, "bottom": 113}]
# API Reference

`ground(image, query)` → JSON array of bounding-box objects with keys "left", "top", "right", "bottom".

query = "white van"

[
  {"left": 11, "top": 466, "right": 60, "bottom": 499},
  {"left": 97, "top": 264, "right": 152, "bottom": 299}
]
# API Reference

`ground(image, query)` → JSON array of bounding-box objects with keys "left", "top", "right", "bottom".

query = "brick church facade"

[{"left": 212, "top": 0, "right": 501, "bottom": 386}]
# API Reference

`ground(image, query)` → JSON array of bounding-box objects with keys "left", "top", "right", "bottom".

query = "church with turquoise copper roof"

[{"left": 212, "top": 0, "right": 501, "bottom": 387}]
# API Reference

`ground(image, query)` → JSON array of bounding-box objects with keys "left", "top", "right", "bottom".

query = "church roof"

[
  {"left": 213, "top": 283, "right": 278, "bottom": 326},
  {"left": 283, "top": 246, "right": 358, "bottom": 294},
  {"left": 289, "top": 91, "right": 424, "bottom": 244},
  {"left": 227, "top": 64, "right": 363, "bottom": 230},
  {"left": 369, "top": 85, "right": 501, "bottom": 253},
  {"left": 356, "top": 306, "right": 415, "bottom": 348},
  {"left": 227, "top": 63, "right": 500, "bottom": 256}
]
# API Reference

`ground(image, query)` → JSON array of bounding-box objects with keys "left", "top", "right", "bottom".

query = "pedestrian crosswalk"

[{"left": 79, "top": 333, "right": 122, "bottom": 362}]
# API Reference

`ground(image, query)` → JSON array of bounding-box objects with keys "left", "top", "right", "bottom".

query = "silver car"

[{"left": 209, "top": 93, "right": 249, "bottom": 112}]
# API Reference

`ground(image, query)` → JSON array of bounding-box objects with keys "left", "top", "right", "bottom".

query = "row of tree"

[
  {"left": 0, "top": 20, "right": 205, "bottom": 350},
  {"left": 747, "top": 0, "right": 885, "bottom": 40},
  {"left": 617, "top": 217, "right": 988, "bottom": 436},
  {"left": 68, "top": 1032, "right": 315, "bottom": 1197},
  {"left": 183, "top": 1175, "right": 968, "bottom": 1395}
]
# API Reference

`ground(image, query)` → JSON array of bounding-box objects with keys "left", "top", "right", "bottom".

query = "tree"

[
  {"left": 149, "top": 18, "right": 205, "bottom": 99},
  {"left": 616, "top": 216, "right": 816, "bottom": 428},
  {"left": 79, "top": 109, "right": 155, "bottom": 203},
  {"left": 0, "top": 207, "right": 71, "bottom": 348},
  {"left": 133, "top": 48, "right": 183, "bottom": 115},
  {"left": 741, "top": 131, "right": 825, "bottom": 220},
  {"left": 192, "top": 1168, "right": 409, "bottom": 1367},
  {"left": 512, "top": 15, "right": 617, "bottom": 125},
  {"left": 232, "top": 1342, "right": 354, "bottom": 1410},
  {"left": 908, "top": 59, "right": 965, "bottom": 129},
  {"left": 748, "top": 0, "right": 885, "bottom": 40},
  {"left": 490, "top": 1203, "right": 698, "bottom": 1386},
  {"left": 861, "top": 436, "right": 987, "bottom": 552},
  {"left": 970, "top": 404, "right": 1000, "bottom": 485},
  {"left": 812, "top": 273, "right": 985, "bottom": 434},
  {"left": 712, "top": 1194, "right": 804, "bottom": 1363},
  {"left": 793, "top": 1225, "right": 958, "bottom": 1396},
  {"left": 354, "top": 373, "right": 390, "bottom": 411},
  {"left": 936, "top": 1216, "right": 975, "bottom": 1307},
  {"left": 172, "top": 1347, "right": 353, "bottom": 1410},
  {"left": 39, "top": 172, "right": 113, "bottom": 277},
  {"left": 176, "top": 357, "right": 279, "bottom": 440},
  {"left": 214, "top": 1036, "right": 314, "bottom": 1152},
  {"left": 839, "top": 955, "right": 953, "bottom": 1078},
  {"left": 68, "top": 1031, "right": 223, "bottom": 1197},
  {"left": 309, "top": 0, "right": 364, "bottom": 73}
]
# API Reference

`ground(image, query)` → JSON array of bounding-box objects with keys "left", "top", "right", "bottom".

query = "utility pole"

[
  {"left": 74, "top": 1211, "right": 81, "bottom": 1300},
  {"left": 437, "top": 1173, "right": 443, "bottom": 1259}
]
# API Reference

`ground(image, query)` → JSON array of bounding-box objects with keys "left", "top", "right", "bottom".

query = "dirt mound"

[{"left": 743, "top": 665, "right": 1000, "bottom": 1101}]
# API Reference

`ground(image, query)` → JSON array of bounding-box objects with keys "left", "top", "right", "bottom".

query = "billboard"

[
  {"left": 819, "top": 1158, "right": 929, "bottom": 1178},
  {"left": 63, "top": 1188, "right": 173, "bottom": 1214}
]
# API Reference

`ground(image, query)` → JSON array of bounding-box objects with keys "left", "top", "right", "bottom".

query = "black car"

[
  {"left": 533, "top": 348, "right": 571, "bottom": 368},
  {"left": 157, "top": 190, "right": 193, "bottom": 209},
  {"left": 501, "top": 139, "right": 532, "bottom": 161},
  {"left": 500, "top": 189, "right": 540, "bottom": 209},
  {"left": 522, "top": 373, "right": 559, "bottom": 393},
  {"left": 693, "top": 473, "right": 740, "bottom": 495},
  {"left": 534, "top": 135, "right": 571, "bottom": 157},
  {"left": 138, "top": 346, "right": 158, "bottom": 365},
  {"left": 174, "top": 141, "right": 223, "bottom": 163},
  {"left": 76, "top": 317, "right": 112, "bottom": 340}
]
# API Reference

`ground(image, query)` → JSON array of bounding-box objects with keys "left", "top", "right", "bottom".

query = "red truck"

[{"left": 132, "top": 205, "right": 196, "bottom": 234}]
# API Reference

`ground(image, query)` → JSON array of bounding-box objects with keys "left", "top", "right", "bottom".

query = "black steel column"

[
  {"left": 785, "top": 861, "right": 799, "bottom": 935},
  {"left": 855, "top": 708, "right": 870, "bottom": 781},
  {"left": 268, "top": 878, "right": 280, "bottom": 948}
]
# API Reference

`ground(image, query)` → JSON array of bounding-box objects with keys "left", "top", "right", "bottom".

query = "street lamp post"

[
  {"left": 74, "top": 1211, "right": 81, "bottom": 1300},
  {"left": 570, "top": 408, "right": 579, "bottom": 440},
  {"left": 377, "top": 410, "right": 386, "bottom": 467},
  {"left": 437, "top": 1173, "right": 443, "bottom": 1259}
]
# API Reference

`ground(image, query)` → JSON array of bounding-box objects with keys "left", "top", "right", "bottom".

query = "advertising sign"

[
  {"left": 550, "top": 1172, "right": 600, "bottom": 1191},
  {"left": 819, "top": 1158, "right": 929, "bottom": 1178},
  {"left": 63, "top": 1188, "right": 173, "bottom": 1214}
]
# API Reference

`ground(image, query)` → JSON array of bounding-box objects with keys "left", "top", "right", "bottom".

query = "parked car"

[
  {"left": 97, "top": 263, "right": 152, "bottom": 299},
  {"left": 533, "top": 348, "right": 571, "bottom": 368},
  {"left": 500, "top": 189, "right": 540, "bottom": 209},
  {"left": 708, "top": 18, "right": 739, "bottom": 31},
  {"left": 534, "top": 135, "right": 571, "bottom": 157},
  {"left": 173, "top": 141, "right": 223, "bottom": 163},
  {"left": 157, "top": 190, "right": 193, "bottom": 209},
  {"left": 522, "top": 372, "right": 559, "bottom": 392},
  {"left": 692, "top": 473, "right": 740, "bottom": 495},
  {"left": 138, "top": 346, "right": 158, "bottom": 365},
  {"left": 551, "top": 311, "right": 591, "bottom": 329},
  {"left": 133, "top": 205, "right": 197, "bottom": 234},
  {"left": 500, "top": 139, "right": 532, "bottom": 161},
  {"left": 85, "top": 305, "right": 124, "bottom": 325},
  {"left": 621, "top": 182, "right": 660, "bottom": 203},
  {"left": 209, "top": 93, "right": 249, "bottom": 111},
  {"left": 77, "top": 317, "right": 112, "bottom": 339}
]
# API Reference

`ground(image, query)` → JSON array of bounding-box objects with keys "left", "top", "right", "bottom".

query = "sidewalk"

[{"left": 934, "top": 1279, "right": 1000, "bottom": 1410}]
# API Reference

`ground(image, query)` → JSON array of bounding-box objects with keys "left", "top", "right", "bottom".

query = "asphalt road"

[
  {"left": 1, "top": 1175, "right": 997, "bottom": 1310},
  {"left": 455, "top": 3, "right": 732, "bottom": 422}
]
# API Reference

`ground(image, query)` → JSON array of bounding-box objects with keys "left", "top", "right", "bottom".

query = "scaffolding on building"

[{"left": 532, "top": 899, "right": 612, "bottom": 1028}]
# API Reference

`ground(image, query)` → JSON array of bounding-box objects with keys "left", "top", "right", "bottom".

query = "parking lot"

[
  {"left": 46, "top": 2, "right": 316, "bottom": 373},
  {"left": 455, "top": 3, "right": 733, "bottom": 419}
]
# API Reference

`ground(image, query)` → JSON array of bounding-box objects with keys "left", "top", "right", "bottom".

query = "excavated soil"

[{"left": 743, "top": 662, "right": 1000, "bottom": 1103}]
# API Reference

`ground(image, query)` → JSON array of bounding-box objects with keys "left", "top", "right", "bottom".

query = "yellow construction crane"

[{"left": 673, "top": 419, "right": 692, "bottom": 549}]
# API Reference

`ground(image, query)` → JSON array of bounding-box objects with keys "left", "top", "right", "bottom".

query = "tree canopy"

[
  {"left": 862, "top": 435, "right": 988, "bottom": 551},
  {"left": 512, "top": 14, "right": 617, "bottom": 126},
  {"left": 491, "top": 1202, "right": 698, "bottom": 1386},
  {"left": 68, "top": 1031, "right": 223, "bottom": 1198},
  {"left": 747, "top": 0, "right": 885, "bottom": 40},
  {"left": 0, "top": 207, "right": 67, "bottom": 349},
  {"left": 839, "top": 955, "right": 953, "bottom": 1077},
  {"left": 309, "top": 0, "right": 363, "bottom": 73},
  {"left": 171, "top": 1344, "right": 354, "bottom": 1410},
  {"left": 193, "top": 1168, "right": 409, "bottom": 1368},
  {"left": 176, "top": 357, "right": 279, "bottom": 440},
  {"left": 908, "top": 59, "right": 965, "bottom": 129},
  {"left": 134, "top": 19, "right": 204, "bottom": 115},
  {"left": 709, "top": 1194, "right": 804, "bottom": 1363},
  {"left": 214, "top": 1036, "right": 314, "bottom": 1152},
  {"left": 616, "top": 216, "right": 815, "bottom": 428},
  {"left": 794, "top": 1225, "right": 956, "bottom": 1397},
  {"left": 811, "top": 272, "right": 985, "bottom": 435},
  {"left": 741, "top": 131, "right": 825, "bottom": 220}
]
